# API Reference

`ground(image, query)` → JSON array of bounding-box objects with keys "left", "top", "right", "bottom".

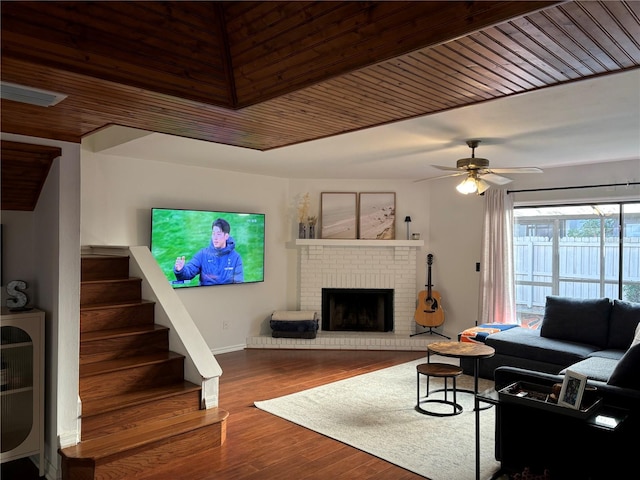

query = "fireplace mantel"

[{"left": 290, "top": 239, "right": 424, "bottom": 248}]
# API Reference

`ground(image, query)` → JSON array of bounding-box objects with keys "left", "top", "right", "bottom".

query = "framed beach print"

[
  {"left": 558, "top": 370, "right": 587, "bottom": 409},
  {"left": 321, "top": 192, "right": 357, "bottom": 239},
  {"left": 358, "top": 192, "right": 396, "bottom": 240}
]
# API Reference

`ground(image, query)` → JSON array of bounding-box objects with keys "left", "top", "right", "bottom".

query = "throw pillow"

[
  {"left": 539, "top": 296, "right": 611, "bottom": 347},
  {"left": 607, "top": 343, "right": 640, "bottom": 389},
  {"left": 607, "top": 299, "right": 640, "bottom": 350}
]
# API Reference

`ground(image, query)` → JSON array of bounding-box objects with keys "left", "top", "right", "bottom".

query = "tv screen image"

[{"left": 151, "top": 208, "right": 265, "bottom": 288}]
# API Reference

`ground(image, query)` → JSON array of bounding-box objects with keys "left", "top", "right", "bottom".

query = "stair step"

[
  {"left": 81, "top": 278, "right": 142, "bottom": 307},
  {"left": 81, "top": 300, "right": 155, "bottom": 333},
  {"left": 81, "top": 381, "right": 202, "bottom": 441},
  {"left": 81, "top": 254, "right": 130, "bottom": 282},
  {"left": 82, "top": 381, "right": 202, "bottom": 417},
  {"left": 60, "top": 408, "right": 229, "bottom": 480},
  {"left": 66, "top": 408, "right": 229, "bottom": 458},
  {"left": 80, "top": 324, "right": 169, "bottom": 364},
  {"left": 79, "top": 352, "right": 185, "bottom": 401},
  {"left": 72, "top": 252, "right": 224, "bottom": 479}
]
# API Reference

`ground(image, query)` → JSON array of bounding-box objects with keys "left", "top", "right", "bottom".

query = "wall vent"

[{"left": 1, "top": 81, "right": 67, "bottom": 107}]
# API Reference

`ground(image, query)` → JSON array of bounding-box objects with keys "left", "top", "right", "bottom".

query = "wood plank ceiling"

[{"left": 1, "top": 1, "right": 639, "bottom": 210}]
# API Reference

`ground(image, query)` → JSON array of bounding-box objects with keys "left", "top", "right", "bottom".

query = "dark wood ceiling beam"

[
  {"left": 480, "top": 26, "right": 568, "bottom": 83},
  {"left": 1, "top": 141, "right": 61, "bottom": 211},
  {"left": 6, "top": 0, "right": 559, "bottom": 110},
  {"left": 393, "top": 52, "right": 496, "bottom": 104},
  {"left": 1, "top": 1, "right": 234, "bottom": 108},
  {"left": 227, "top": 1, "right": 562, "bottom": 107},
  {"left": 1, "top": 2, "right": 638, "bottom": 152},
  {"left": 3, "top": 1, "right": 640, "bottom": 212}
]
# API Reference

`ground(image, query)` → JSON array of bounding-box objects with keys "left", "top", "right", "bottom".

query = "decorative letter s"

[{"left": 6, "top": 280, "right": 28, "bottom": 309}]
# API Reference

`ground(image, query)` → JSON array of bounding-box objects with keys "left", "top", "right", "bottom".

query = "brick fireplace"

[
  {"left": 298, "top": 241, "right": 418, "bottom": 337},
  {"left": 246, "top": 240, "right": 435, "bottom": 350}
]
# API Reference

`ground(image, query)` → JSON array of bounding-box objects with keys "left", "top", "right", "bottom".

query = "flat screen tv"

[{"left": 151, "top": 207, "right": 265, "bottom": 288}]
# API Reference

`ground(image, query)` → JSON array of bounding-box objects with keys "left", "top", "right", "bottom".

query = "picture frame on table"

[
  {"left": 320, "top": 192, "right": 358, "bottom": 239},
  {"left": 558, "top": 369, "right": 587, "bottom": 409},
  {"left": 358, "top": 192, "right": 396, "bottom": 240}
]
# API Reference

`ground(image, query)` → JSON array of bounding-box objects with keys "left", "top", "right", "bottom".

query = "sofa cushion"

[
  {"left": 607, "top": 343, "right": 640, "bottom": 389},
  {"left": 485, "top": 327, "right": 598, "bottom": 367},
  {"left": 540, "top": 296, "right": 611, "bottom": 348},
  {"left": 588, "top": 349, "right": 626, "bottom": 361},
  {"left": 561, "top": 357, "right": 619, "bottom": 382},
  {"left": 607, "top": 299, "right": 640, "bottom": 349}
]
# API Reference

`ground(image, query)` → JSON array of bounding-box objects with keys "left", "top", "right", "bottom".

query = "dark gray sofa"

[{"left": 461, "top": 296, "right": 640, "bottom": 380}]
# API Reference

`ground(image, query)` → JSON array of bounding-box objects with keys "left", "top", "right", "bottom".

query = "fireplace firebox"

[{"left": 322, "top": 288, "right": 393, "bottom": 332}]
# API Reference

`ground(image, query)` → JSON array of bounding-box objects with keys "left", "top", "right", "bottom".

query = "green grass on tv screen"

[{"left": 151, "top": 208, "right": 265, "bottom": 288}]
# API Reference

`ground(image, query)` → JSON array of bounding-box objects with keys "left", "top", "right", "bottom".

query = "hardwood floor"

[
  {"left": 3, "top": 349, "right": 429, "bottom": 480},
  {"left": 180, "top": 348, "right": 429, "bottom": 480}
]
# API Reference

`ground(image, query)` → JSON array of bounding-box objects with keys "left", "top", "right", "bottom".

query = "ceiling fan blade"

[
  {"left": 488, "top": 167, "right": 543, "bottom": 174},
  {"left": 413, "top": 171, "right": 466, "bottom": 183},
  {"left": 432, "top": 165, "right": 463, "bottom": 171},
  {"left": 480, "top": 173, "right": 513, "bottom": 185}
]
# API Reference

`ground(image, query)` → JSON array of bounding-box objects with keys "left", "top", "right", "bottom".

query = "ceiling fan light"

[
  {"left": 476, "top": 178, "right": 490, "bottom": 194},
  {"left": 456, "top": 177, "right": 478, "bottom": 194}
]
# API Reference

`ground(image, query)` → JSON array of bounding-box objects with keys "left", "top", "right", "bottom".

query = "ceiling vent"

[{"left": 1, "top": 81, "right": 67, "bottom": 107}]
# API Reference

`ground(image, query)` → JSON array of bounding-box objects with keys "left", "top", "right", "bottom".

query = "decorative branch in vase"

[
  {"left": 297, "top": 193, "right": 310, "bottom": 238},
  {"left": 307, "top": 216, "right": 317, "bottom": 239}
]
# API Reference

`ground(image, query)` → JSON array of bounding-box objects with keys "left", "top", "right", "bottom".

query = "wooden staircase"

[{"left": 59, "top": 254, "right": 228, "bottom": 480}]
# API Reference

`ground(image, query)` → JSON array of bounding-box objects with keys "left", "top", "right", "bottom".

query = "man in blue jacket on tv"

[{"left": 174, "top": 218, "right": 244, "bottom": 285}]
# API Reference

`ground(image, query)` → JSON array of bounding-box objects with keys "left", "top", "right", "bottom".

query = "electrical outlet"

[{"left": 222, "top": 321, "right": 229, "bottom": 330}]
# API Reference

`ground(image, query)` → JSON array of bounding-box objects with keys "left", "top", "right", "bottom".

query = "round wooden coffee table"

[
  {"left": 427, "top": 341, "right": 495, "bottom": 406},
  {"left": 427, "top": 341, "right": 495, "bottom": 372},
  {"left": 427, "top": 341, "right": 495, "bottom": 480}
]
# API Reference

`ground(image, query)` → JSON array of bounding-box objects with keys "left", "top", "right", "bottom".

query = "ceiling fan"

[{"left": 422, "top": 140, "right": 543, "bottom": 194}]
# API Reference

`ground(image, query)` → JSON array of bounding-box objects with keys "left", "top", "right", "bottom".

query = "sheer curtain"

[{"left": 477, "top": 188, "right": 516, "bottom": 324}]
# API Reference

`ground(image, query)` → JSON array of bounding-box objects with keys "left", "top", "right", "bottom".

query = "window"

[{"left": 513, "top": 202, "right": 640, "bottom": 326}]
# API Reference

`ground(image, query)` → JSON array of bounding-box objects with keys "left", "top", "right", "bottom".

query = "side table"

[
  {"left": 427, "top": 341, "right": 495, "bottom": 480},
  {"left": 415, "top": 362, "right": 463, "bottom": 416}
]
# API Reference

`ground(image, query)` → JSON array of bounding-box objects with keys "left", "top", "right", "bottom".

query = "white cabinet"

[{"left": 1, "top": 307, "right": 45, "bottom": 476}]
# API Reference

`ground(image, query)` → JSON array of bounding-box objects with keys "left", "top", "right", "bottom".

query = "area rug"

[{"left": 254, "top": 358, "right": 501, "bottom": 480}]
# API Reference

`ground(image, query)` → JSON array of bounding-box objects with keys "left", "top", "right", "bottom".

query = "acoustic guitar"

[{"left": 414, "top": 254, "right": 445, "bottom": 327}]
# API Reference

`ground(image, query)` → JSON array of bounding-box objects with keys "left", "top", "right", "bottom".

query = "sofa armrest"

[{"left": 494, "top": 366, "right": 563, "bottom": 390}]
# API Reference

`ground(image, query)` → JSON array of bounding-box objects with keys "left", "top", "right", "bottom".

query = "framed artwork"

[
  {"left": 358, "top": 192, "right": 396, "bottom": 240},
  {"left": 558, "top": 370, "right": 587, "bottom": 409},
  {"left": 321, "top": 192, "right": 358, "bottom": 239}
]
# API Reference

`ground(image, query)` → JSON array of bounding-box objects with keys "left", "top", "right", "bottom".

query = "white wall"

[
  {"left": 81, "top": 148, "right": 639, "bottom": 344},
  {"left": 1, "top": 132, "right": 81, "bottom": 478},
  {"left": 80, "top": 150, "right": 434, "bottom": 349},
  {"left": 80, "top": 150, "right": 292, "bottom": 352},
  {"left": 426, "top": 175, "right": 486, "bottom": 337},
  {"left": 1, "top": 211, "right": 36, "bottom": 305},
  {"left": 504, "top": 158, "right": 639, "bottom": 205}
]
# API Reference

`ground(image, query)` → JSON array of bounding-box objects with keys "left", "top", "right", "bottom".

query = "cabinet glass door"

[{"left": 1, "top": 325, "right": 34, "bottom": 452}]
